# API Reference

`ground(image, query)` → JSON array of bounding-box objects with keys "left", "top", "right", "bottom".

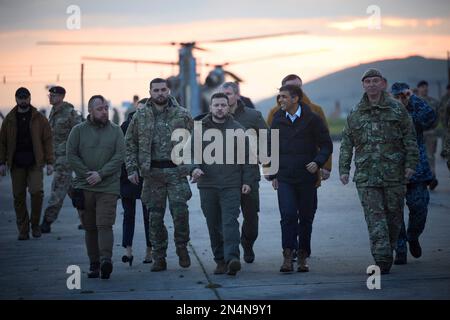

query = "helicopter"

[{"left": 37, "top": 31, "right": 326, "bottom": 117}]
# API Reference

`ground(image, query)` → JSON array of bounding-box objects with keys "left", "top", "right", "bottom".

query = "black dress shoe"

[
  {"left": 122, "top": 255, "right": 133, "bottom": 266},
  {"left": 88, "top": 262, "right": 100, "bottom": 278},
  {"left": 100, "top": 261, "right": 113, "bottom": 279}
]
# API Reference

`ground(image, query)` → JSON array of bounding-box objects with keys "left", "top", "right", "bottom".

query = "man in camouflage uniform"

[
  {"left": 443, "top": 118, "right": 450, "bottom": 171},
  {"left": 439, "top": 84, "right": 450, "bottom": 158},
  {"left": 125, "top": 78, "right": 193, "bottom": 272},
  {"left": 339, "top": 69, "right": 419, "bottom": 274},
  {"left": 41, "top": 86, "right": 82, "bottom": 233},
  {"left": 416, "top": 80, "right": 440, "bottom": 190},
  {"left": 390, "top": 82, "right": 436, "bottom": 265}
]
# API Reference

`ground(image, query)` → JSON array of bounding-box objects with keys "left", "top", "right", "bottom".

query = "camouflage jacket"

[
  {"left": 125, "top": 96, "right": 193, "bottom": 177},
  {"left": 440, "top": 93, "right": 450, "bottom": 128},
  {"left": 419, "top": 95, "right": 440, "bottom": 132},
  {"left": 48, "top": 102, "right": 81, "bottom": 161},
  {"left": 339, "top": 92, "right": 419, "bottom": 187},
  {"left": 443, "top": 118, "right": 450, "bottom": 166},
  {"left": 445, "top": 121, "right": 450, "bottom": 170}
]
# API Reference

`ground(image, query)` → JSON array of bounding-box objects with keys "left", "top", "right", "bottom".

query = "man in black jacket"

[{"left": 269, "top": 85, "right": 332, "bottom": 273}]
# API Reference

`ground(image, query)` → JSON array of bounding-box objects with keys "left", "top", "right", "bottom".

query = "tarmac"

[{"left": 0, "top": 141, "right": 449, "bottom": 300}]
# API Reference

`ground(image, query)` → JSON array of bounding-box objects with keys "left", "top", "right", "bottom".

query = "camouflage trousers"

[
  {"left": 396, "top": 182, "right": 429, "bottom": 254},
  {"left": 357, "top": 185, "right": 406, "bottom": 267},
  {"left": 43, "top": 167, "right": 73, "bottom": 223},
  {"left": 424, "top": 132, "right": 437, "bottom": 174},
  {"left": 142, "top": 167, "right": 192, "bottom": 259}
]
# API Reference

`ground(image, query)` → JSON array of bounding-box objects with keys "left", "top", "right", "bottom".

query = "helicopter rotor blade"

[
  {"left": 223, "top": 70, "right": 244, "bottom": 83},
  {"left": 37, "top": 41, "right": 178, "bottom": 47},
  {"left": 200, "top": 30, "right": 308, "bottom": 44},
  {"left": 82, "top": 56, "right": 177, "bottom": 66},
  {"left": 216, "top": 49, "right": 330, "bottom": 66}
]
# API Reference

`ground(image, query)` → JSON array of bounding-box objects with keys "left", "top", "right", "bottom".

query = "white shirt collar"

[{"left": 286, "top": 105, "right": 302, "bottom": 123}]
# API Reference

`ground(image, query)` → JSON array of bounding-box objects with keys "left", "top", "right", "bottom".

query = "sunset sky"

[{"left": 1, "top": 0, "right": 449, "bottom": 117}]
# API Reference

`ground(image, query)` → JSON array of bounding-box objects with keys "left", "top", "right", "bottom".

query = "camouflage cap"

[
  {"left": 361, "top": 68, "right": 383, "bottom": 81},
  {"left": 391, "top": 82, "right": 410, "bottom": 95}
]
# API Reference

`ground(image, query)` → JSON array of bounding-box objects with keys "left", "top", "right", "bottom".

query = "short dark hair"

[
  {"left": 279, "top": 85, "right": 303, "bottom": 101},
  {"left": 447, "top": 84, "right": 450, "bottom": 90},
  {"left": 210, "top": 92, "right": 229, "bottom": 104},
  {"left": 417, "top": 80, "right": 428, "bottom": 88},
  {"left": 88, "top": 95, "right": 106, "bottom": 108},
  {"left": 281, "top": 74, "right": 301, "bottom": 86},
  {"left": 150, "top": 78, "right": 168, "bottom": 89}
]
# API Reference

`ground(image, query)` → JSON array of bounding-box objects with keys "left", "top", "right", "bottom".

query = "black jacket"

[
  {"left": 271, "top": 103, "right": 333, "bottom": 184},
  {"left": 120, "top": 111, "right": 143, "bottom": 199}
]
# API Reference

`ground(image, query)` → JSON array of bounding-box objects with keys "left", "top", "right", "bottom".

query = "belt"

[{"left": 151, "top": 160, "right": 177, "bottom": 168}]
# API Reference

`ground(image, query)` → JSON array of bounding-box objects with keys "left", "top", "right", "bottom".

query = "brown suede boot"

[
  {"left": 176, "top": 247, "right": 191, "bottom": 268},
  {"left": 280, "top": 249, "right": 294, "bottom": 272},
  {"left": 151, "top": 258, "right": 167, "bottom": 272},
  {"left": 297, "top": 250, "right": 309, "bottom": 272},
  {"left": 214, "top": 260, "right": 227, "bottom": 274}
]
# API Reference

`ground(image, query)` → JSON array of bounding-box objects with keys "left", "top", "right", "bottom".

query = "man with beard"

[
  {"left": 0, "top": 87, "right": 54, "bottom": 240},
  {"left": 190, "top": 92, "right": 253, "bottom": 276},
  {"left": 125, "top": 78, "right": 194, "bottom": 272},
  {"left": 67, "top": 95, "right": 125, "bottom": 279},
  {"left": 219, "top": 82, "right": 268, "bottom": 264}
]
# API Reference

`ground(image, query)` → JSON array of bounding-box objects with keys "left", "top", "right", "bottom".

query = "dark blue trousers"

[
  {"left": 121, "top": 197, "right": 151, "bottom": 248},
  {"left": 396, "top": 182, "right": 429, "bottom": 254},
  {"left": 277, "top": 181, "right": 316, "bottom": 253}
]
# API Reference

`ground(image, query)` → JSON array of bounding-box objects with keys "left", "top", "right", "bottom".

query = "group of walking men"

[{"left": 1, "top": 68, "right": 449, "bottom": 279}]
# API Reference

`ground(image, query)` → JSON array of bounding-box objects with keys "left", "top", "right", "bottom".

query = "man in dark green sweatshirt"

[
  {"left": 67, "top": 95, "right": 125, "bottom": 280},
  {"left": 220, "top": 82, "right": 268, "bottom": 264},
  {"left": 190, "top": 92, "right": 253, "bottom": 276}
]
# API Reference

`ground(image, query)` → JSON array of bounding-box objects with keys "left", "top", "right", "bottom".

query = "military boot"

[
  {"left": 214, "top": 260, "right": 227, "bottom": 274},
  {"left": 297, "top": 250, "right": 310, "bottom": 272},
  {"left": 176, "top": 247, "right": 191, "bottom": 268},
  {"left": 31, "top": 225, "right": 41, "bottom": 238},
  {"left": 409, "top": 239, "right": 422, "bottom": 258},
  {"left": 100, "top": 261, "right": 113, "bottom": 279},
  {"left": 394, "top": 251, "right": 407, "bottom": 265},
  {"left": 17, "top": 233, "right": 30, "bottom": 241},
  {"left": 280, "top": 249, "right": 294, "bottom": 272},
  {"left": 376, "top": 261, "right": 392, "bottom": 274},
  {"left": 88, "top": 262, "right": 100, "bottom": 278},
  {"left": 40, "top": 219, "right": 52, "bottom": 234},
  {"left": 151, "top": 258, "right": 167, "bottom": 272}
]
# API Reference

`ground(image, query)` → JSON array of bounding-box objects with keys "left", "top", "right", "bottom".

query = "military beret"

[
  {"left": 15, "top": 87, "right": 31, "bottom": 98},
  {"left": 391, "top": 82, "right": 410, "bottom": 95},
  {"left": 361, "top": 68, "right": 383, "bottom": 81},
  {"left": 49, "top": 86, "right": 66, "bottom": 95}
]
